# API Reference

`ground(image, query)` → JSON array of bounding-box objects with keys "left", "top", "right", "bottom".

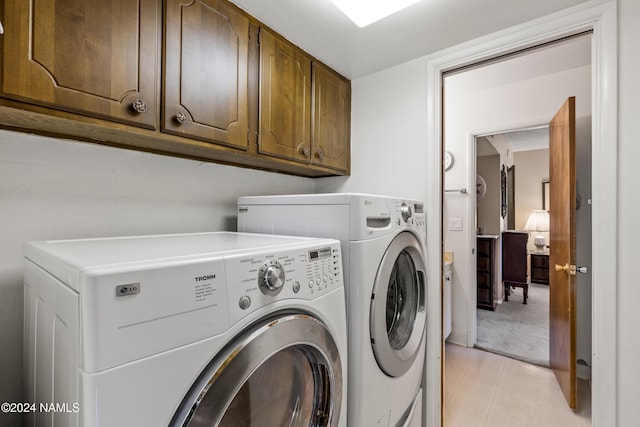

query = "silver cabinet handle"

[
  {"left": 316, "top": 149, "right": 325, "bottom": 160},
  {"left": 175, "top": 111, "right": 188, "bottom": 125},
  {"left": 132, "top": 99, "right": 148, "bottom": 113},
  {"left": 299, "top": 146, "right": 310, "bottom": 156}
]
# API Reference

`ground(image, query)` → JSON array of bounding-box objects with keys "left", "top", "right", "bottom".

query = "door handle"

[{"left": 555, "top": 264, "right": 586, "bottom": 275}]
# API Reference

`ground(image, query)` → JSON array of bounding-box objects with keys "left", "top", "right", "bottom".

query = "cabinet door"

[
  {"left": 258, "top": 28, "right": 312, "bottom": 162},
  {"left": 312, "top": 63, "right": 350, "bottom": 173},
  {"left": 163, "top": 0, "right": 249, "bottom": 149},
  {"left": 1, "top": 0, "right": 159, "bottom": 129}
]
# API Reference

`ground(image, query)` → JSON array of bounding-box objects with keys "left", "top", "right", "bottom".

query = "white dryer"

[
  {"left": 238, "top": 193, "right": 427, "bottom": 427},
  {"left": 23, "top": 232, "right": 347, "bottom": 427}
]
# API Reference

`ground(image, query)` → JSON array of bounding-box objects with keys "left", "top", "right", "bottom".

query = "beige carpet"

[{"left": 475, "top": 283, "right": 549, "bottom": 367}]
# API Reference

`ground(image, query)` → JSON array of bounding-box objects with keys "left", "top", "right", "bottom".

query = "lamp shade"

[{"left": 525, "top": 210, "right": 550, "bottom": 232}]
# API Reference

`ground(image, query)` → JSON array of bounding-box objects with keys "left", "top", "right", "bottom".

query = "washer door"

[
  {"left": 171, "top": 313, "right": 343, "bottom": 427},
  {"left": 370, "top": 231, "right": 426, "bottom": 377}
]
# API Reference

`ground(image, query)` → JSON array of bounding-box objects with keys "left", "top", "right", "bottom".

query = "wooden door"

[
  {"left": 258, "top": 28, "right": 312, "bottom": 163},
  {"left": 312, "top": 63, "right": 351, "bottom": 173},
  {"left": 163, "top": 0, "right": 250, "bottom": 150},
  {"left": 549, "top": 96, "right": 577, "bottom": 408},
  {"left": 1, "top": 0, "right": 159, "bottom": 129}
]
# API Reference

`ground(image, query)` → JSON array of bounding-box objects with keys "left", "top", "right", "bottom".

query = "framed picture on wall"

[{"left": 542, "top": 179, "right": 550, "bottom": 210}]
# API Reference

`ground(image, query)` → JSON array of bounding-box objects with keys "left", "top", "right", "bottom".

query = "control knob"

[
  {"left": 258, "top": 260, "right": 285, "bottom": 295},
  {"left": 400, "top": 203, "right": 412, "bottom": 222}
]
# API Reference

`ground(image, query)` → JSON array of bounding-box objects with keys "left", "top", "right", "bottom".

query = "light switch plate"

[{"left": 448, "top": 218, "right": 462, "bottom": 231}]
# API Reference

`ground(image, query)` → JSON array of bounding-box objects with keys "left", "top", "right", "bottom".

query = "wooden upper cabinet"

[
  {"left": 1, "top": 0, "right": 159, "bottom": 129},
  {"left": 312, "top": 63, "right": 350, "bottom": 173},
  {"left": 258, "top": 28, "right": 350, "bottom": 173},
  {"left": 163, "top": 0, "right": 250, "bottom": 150},
  {"left": 0, "top": 0, "right": 349, "bottom": 176},
  {"left": 258, "top": 28, "right": 312, "bottom": 163}
]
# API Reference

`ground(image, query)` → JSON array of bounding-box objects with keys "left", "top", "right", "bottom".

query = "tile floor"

[{"left": 444, "top": 343, "right": 591, "bottom": 427}]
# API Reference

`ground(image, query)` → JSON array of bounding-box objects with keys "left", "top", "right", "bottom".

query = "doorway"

[
  {"left": 426, "top": 3, "right": 618, "bottom": 425},
  {"left": 474, "top": 129, "right": 553, "bottom": 368},
  {"left": 442, "top": 33, "right": 592, "bottom": 406}
]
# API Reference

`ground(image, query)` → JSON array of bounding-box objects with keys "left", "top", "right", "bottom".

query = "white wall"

[
  {"left": 0, "top": 130, "right": 315, "bottom": 427},
  {"left": 617, "top": 0, "right": 640, "bottom": 423}
]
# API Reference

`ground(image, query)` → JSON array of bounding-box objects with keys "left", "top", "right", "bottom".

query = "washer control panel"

[{"left": 225, "top": 241, "right": 343, "bottom": 324}]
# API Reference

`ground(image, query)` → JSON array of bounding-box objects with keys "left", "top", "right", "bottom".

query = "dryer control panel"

[
  {"left": 225, "top": 241, "right": 343, "bottom": 325},
  {"left": 391, "top": 199, "right": 426, "bottom": 237}
]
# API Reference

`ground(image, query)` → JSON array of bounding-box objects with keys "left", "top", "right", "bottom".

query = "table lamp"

[{"left": 525, "top": 210, "right": 550, "bottom": 251}]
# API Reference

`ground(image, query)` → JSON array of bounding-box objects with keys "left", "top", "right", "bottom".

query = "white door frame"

[{"left": 424, "top": 2, "right": 617, "bottom": 426}]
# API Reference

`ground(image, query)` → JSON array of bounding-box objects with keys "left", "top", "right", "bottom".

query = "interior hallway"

[{"left": 444, "top": 343, "right": 591, "bottom": 427}]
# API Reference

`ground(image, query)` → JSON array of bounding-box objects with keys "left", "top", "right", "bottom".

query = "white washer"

[
  {"left": 238, "top": 193, "right": 427, "bottom": 427},
  {"left": 23, "top": 232, "right": 347, "bottom": 427}
]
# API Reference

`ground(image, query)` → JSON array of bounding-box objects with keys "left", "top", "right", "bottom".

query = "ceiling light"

[{"left": 330, "top": 0, "right": 421, "bottom": 28}]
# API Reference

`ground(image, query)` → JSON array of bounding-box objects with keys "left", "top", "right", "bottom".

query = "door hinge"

[{"left": 255, "top": 132, "right": 260, "bottom": 148}]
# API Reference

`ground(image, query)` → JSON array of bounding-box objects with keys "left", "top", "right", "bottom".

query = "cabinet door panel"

[
  {"left": 2, "top": 0, "right": 158, "bottom": 128},
  {"left": 259, "top": 28, "right": 311, "bottom": 162},
  {"left": 312, "top": 63, "right": 350, "bottom": 172},
  {"left": 163, "top": 0, "right": 249, "bottom": 149}
]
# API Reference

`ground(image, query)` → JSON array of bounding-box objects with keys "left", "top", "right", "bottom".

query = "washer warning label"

[{"left": 195, "top": 281, "right": 216, "bottom": 303}]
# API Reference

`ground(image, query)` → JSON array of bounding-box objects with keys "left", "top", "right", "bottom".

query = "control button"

[
  {"left": 239, "top": 296, "right": 251, "bottom": 310},
  {"left": 293, "top": 281, "right": 301, "bottom": 293},
  {"left": 316, "top": 278, "right": 321, "bottom": 286},
  {"left": 323, "top": 274, "right": 328, "bottom": 283},
  {"left": 309, "top": 280, "right": 315, "bottom": 288}
]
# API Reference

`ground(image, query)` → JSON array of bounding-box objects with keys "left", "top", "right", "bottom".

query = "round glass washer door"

[
  {"left": 370, "top": 231, "right": 426, "bottom": 378},
  {"left": 171, "top": 313, "right": 343, "bottom": 427}
]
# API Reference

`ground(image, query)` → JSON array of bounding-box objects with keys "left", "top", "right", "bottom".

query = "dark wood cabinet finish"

[
  {"left": 259, "top": 28, "right": 312, "bottom": 163},
  {"left": 530, "top": 253, "right": 550, "bottom": 285},
  {"left": 0, "top": 0, "right": 350, "bottom": 178},
  {"left": 163, "top": 0, "right": 250, "bottom": 149},
  {"left": 477, "top": 236, "right": 496, "bottom": 310},
  {"left": 312, "top": 63, "right": 351, "bottom": 173},
  {"left": 2, "top": 0, "right": 159, "bottom": 129},
  {"left": 258, "top": 29, "right": 351, "bottom": 173},
  {"left": 502, "top": 231, "right": 529, "bottom": 304}
]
